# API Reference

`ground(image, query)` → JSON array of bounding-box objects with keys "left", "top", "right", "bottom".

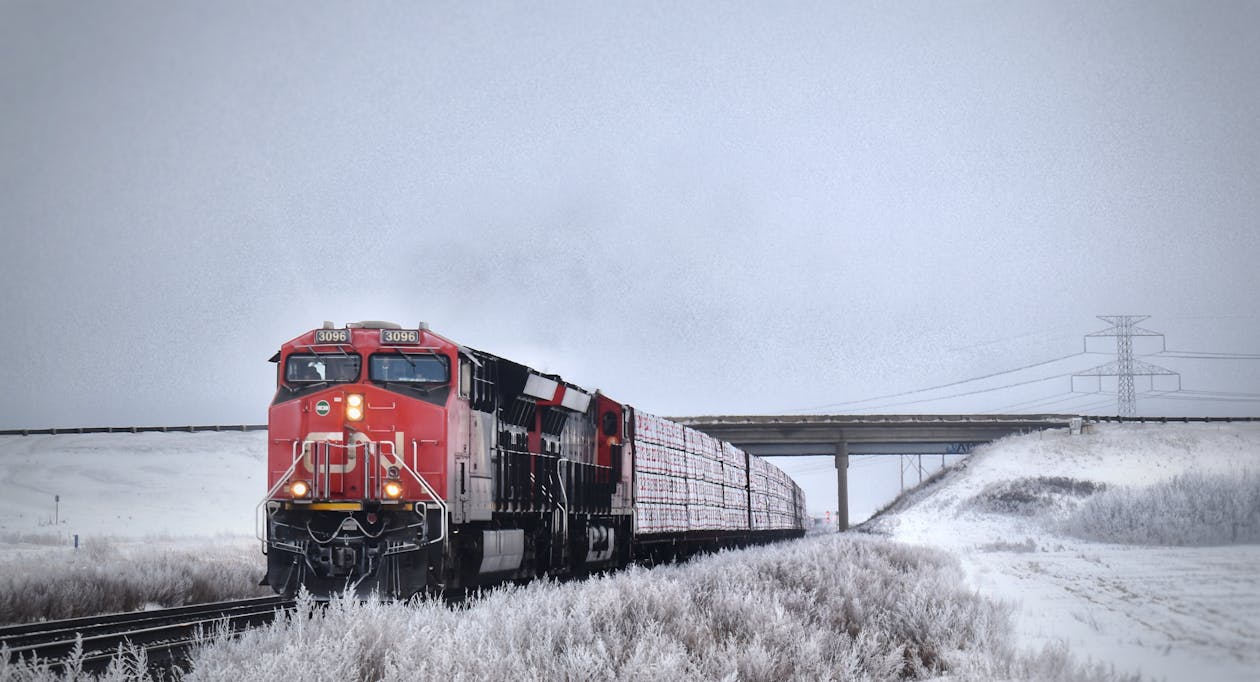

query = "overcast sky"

[{"left": 2, "top": 1, "right": 1258, "bottom": 430}]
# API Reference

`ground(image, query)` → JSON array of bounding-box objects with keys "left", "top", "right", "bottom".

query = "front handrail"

[
  {"left": 255, "top": 440, "right": 304, "bottom": 546},
  {"left": 258, "top": 437, "right": 450, "bottom": 550},
  {"left": 409, "top": 440, "right": 448, "bottom": 547}
]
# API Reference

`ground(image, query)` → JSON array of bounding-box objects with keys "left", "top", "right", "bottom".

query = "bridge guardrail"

[{"left": 1085, "top": 416, "right": 1259, "bottom": 423}]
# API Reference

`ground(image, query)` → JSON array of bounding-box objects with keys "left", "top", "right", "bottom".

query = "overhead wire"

[
  {"left": 847, "top": 372, "right": 1078, "bottom": 413},
  {"left": 988, "top": 390, "right": 1112, "bottom": 412},
  {"left": 1000, "top": 391, "right": 1118, "bottom": 414},
  {"left": 944, "top": 323, "right": 1080, "bottom": 353},
  {"left": 794, "top": 352, "right": 1090, "bottom": 412},
  {"left": 786, "top": 337, "right": 1259, "bottom": 415},
  {"left": 1152, "top": 348, "right": 1260, "bottom": 359},
  {"left": 1149, "top": 390, "right": 1260, "bottom": 400},
  {"left": 1155, "top": 353, "right": 1260, "bottom": 360},
  {"left": 1070, "top": 396, "right": 1130, "bottom": 414},
  {"left": 1173, "top": 389, "right": 1260, "bottom": 398}
]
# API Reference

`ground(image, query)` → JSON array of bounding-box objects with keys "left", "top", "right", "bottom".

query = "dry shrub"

[
  {"left": 0, "top": 537, "right": 270, "bottom": 626},
  {"left": 1062, "top": 470, "right": 1260, "bottom": 546}
]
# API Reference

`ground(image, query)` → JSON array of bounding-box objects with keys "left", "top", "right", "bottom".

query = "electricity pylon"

[{"left": 1074, "top": 315, "right": 1180, "bottom": 417}]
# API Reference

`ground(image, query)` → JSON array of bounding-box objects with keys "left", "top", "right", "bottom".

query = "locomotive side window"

[
  {"left": 370, "top": 353, "right": 450, "bottom": 384},
  {"left": 601, "top": 410, "right": 619, "bottom": 437},
  {"left": 285, "top": 354, "right": 361, "bottom": 384},
  {"left": 459, "top": 357, "right": 473, "bottom": 398}
]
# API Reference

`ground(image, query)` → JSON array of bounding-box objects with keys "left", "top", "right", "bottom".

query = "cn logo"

[{"left": 302, "top": 432, "right": 407, "bottom": 475}]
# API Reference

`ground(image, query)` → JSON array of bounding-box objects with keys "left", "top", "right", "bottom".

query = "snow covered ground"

[
  {"left": 0, "top": 431, "right": 271, "bottom": 624},
  {"left": 866, "top": 423, "right": 1260, "bottom": 682},
  {"left": 1, "top": 425, "right": 1257, "bottom": 681},
  {"left": 0, "top": 431, "right": 266, "bottom": 544}
]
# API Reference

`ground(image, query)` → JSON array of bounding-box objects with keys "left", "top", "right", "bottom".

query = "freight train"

[{"left": 260, "top": 321, "right": 806, "bottom": 598}]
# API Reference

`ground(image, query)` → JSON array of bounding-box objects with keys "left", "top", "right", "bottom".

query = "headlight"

[
  {"left": 290, "top": 480, "right": 311, "bottom": 499},
  {"left": 346, "top": 394, "right": 364, "bottom": 421},
  {"left": 383, "top": 480, "right": 403, "bottom": 500}
]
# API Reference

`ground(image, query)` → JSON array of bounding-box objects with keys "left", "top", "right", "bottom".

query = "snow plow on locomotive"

[{"left": 259, "top": 321, "right": 805, "bottom": 599}]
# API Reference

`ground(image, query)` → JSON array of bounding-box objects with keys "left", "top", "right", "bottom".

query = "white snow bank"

[
  {"left": 0, "top": 431, "right": 267, "bottom": 543},
  {"left": 868, "top": 423, "right": 1260, "bottom": 682}
]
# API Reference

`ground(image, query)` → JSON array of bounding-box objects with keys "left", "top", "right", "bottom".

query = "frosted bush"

[
  {"left": 965, "top": 477, "right": 1105, "bottom": 517},
  {"left": 864, "top": 463, "right": 962, "bottom": 521},
  {"left": 1, "top": 534, "right": 1139, "bottom": 681},
  {"left": 1062, "top": 470, "right": 1260, "bottom": 546},
  {"left": 0, "top": 537, "right": 270, "bottom": 625},
  {"left": 178, "top": 534, "right": 1135, "bottom": 682},
  {"left": 0, "top": 532, "right": 66, "bottom": 547}
]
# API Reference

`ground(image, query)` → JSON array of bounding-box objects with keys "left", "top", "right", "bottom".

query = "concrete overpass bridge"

[{"left": 673, "top": 414, "right": 1081, "bottom": 530}]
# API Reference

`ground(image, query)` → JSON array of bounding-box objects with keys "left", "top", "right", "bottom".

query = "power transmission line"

[
  {"left": 1149, "top": 393, "right": 1260, "bottom": 404},
  {"left": 848, "top": 373, "right": 1074, "bottom": 413},
  {"left": 1074, "top": 315, "right": 1179, "bottom": 417},
  {"left": 1174, "top": 389, "right": 1260, "bottom": 398},
  {"left": 1155, "top": 350, "right": 1260, "bottom": 360},
  {"left": 990, "top": 390, "right": 1113, "bottom": 413},
  {"left": 1076, "top": 395, "right": 1140, "bottom": 414},
  {"left": 796, "top": 352, "right": 1087, "bottom": 412},
  {"left": 789, "top": 318, "right": 1258, "bottom": 416},
  {"left": 944, "top": 323, "right": 1079, "bottom": 353}
]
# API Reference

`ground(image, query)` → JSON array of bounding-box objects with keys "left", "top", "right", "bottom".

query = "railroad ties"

[{"left": 0, "top": 596, "right": 293, "bottom": 676}]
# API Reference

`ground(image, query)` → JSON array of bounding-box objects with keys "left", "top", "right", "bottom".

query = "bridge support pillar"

[{"left": 835, "top": 441, "right": 849, "bottom": 532}]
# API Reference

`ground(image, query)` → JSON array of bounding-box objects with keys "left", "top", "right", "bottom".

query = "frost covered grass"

[
  {"left": 164, "top": 535, "right": 1132, "bottom": 681},
  {"left": 965, "top": 476, "right": 1105, "bottom": 517},
  {"left": 2, "top": 535, "right": 1140, "bottom": 681},
  {"left": 1, "top": 641, "right": 155, "bottom": 682},
  {"left": 0, "top": 532, "right": 65, "bottom": 547},
  {"left": 187, "top": 536, "right": 999, "bottom": 681},
  {"left": 1062, "top": 470, "right": 1260, "bottom": 546},
  {"left": 0, "top": 537, "right": 270, "bottom": 625},
  {"left": 863, "top": 463, "right": 959, "bottom": 521}
]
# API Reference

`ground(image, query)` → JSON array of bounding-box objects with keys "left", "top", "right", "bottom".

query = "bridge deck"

[{"left": 672, "top": 413, "right": 1079, "bottom": 450}]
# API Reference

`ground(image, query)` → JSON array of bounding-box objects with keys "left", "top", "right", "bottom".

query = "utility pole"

[{"left": 1074, "top": 315, "right": 1180, "bottom": 416}]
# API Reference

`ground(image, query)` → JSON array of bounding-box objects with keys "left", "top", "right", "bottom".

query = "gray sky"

[{"left": 2, "top": 1, "right": 1259, "bottom": 429}]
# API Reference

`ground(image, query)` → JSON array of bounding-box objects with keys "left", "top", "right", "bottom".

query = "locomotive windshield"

[
  {"left": 370, "top": 353, "right": 449, "bottom": 384},
  {"left": 285, "top": 354, "right": 362, "bottom": 384}
]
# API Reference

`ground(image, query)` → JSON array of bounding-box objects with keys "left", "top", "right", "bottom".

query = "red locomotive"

[{"left": 260, "top": 321, "right": 805, "bottom": 598}]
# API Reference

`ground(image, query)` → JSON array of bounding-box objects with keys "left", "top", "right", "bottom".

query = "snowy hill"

[{"left": 865, "top": 423, "right": 1260, "bottom": 682}]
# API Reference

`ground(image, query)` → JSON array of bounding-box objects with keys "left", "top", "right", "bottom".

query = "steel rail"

[{"left": 1, "top": 596, "right": 294, "bottom": 675}]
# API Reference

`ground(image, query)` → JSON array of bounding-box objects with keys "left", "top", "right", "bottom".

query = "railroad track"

[{"left": 0, "top": 596, "right": 294, "bottom": 676}]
